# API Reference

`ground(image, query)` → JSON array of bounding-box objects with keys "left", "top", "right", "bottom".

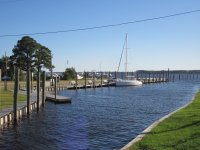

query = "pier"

[
  {"left": 0, "top": 91, "right": 41, "bottom": 127},
  {"left": 0, "top": 91, "right": 72, "bottom": 127},
  {"left": 45, "top": 78, "right": 168, "bottom": 91},
  {"left": 46, "top": 94, "right": 71, "bottom": 103}
]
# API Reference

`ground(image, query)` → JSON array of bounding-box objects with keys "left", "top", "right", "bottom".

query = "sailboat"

[{"left": 115, "top": 34, "right": 142, "bottom": 86}]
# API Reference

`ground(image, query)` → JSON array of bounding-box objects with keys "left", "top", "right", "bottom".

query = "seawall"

[{"left": 120, "top": 92, "right": 197, "bottom": 150}]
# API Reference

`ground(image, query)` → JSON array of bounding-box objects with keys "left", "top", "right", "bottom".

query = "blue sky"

[{"left": 0, "top": 0, "right": 200, "bottom": 72}]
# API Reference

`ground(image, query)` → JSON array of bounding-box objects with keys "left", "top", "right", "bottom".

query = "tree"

[
  {"left": 0, "top": 55, "right": 14, "bottom": 80},
  {"left": 35, "top": 44, "right": 52, "bottom": 111},
  {"left": 11, "top": 36, "right": 38, "bottom": 115},
  {"left": 63, "top": 67, "right": 76, "bottom": 80},
  {"left": 10, "top": 36, "right": 52, "bottom": 114},
  {"left": 10, "top": 36, "right": 53, "bottom": 114},
  {"left": 35, "top": 45, "right": 52, "bottom": 69},
  {"left": 10, "top": 36, "right": 37, "bottom": 70},
  {"left": 0, "top": 56, "right": 7, "bottom": 77}
]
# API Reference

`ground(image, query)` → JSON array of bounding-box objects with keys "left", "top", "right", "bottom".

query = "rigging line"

[
  {"left": 0, "top": 9, "right": 200, "bottom": 38},
  {"left": 117, "top": 35, "right": 126, "bottom": 72}
]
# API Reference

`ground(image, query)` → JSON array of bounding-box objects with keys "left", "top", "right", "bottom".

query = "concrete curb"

[{"left": 120, "top": 94, "right": 197, "bottom": 150}]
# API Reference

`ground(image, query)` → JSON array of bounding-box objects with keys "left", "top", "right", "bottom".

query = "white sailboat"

[{"left": 116, "top": 34, "right": 142, "bottom": 86}]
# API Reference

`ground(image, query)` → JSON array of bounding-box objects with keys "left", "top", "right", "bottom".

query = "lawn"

[
  {"left": 131, "top": 90, "right": 200, "bottom": 150},
  {"left": 0, "top": 81, "right": 26, "bottom": 110}
]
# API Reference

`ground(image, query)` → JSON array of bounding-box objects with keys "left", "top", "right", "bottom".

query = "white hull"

[{"left": 116, "top": 79, "right": 142, "bottom": 86}]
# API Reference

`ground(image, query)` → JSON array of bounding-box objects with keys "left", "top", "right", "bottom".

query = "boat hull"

[{"left": 116, "top": 79, "right": 142, "bottom": 86}]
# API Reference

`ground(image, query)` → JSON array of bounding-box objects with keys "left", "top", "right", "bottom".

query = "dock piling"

[
  {"left": 75, "top": 72, "right": 78, "bottom": 90},
  {"left": 37, "top": 65, "right": 41, "bottom": 112},
  {"left": 84, "top": 72, "right": 87, "bottom": 89},
  {"left": 101, "top": 72, "right": 103, "bottom": 87},
  {"left": 42, "top": 71, "right": 46, "bottom": 107},
  {"left": 13, "top": 66, "right": 19, "bottom": 123},
  {"left": 54, "top": 76, "right": 57, "bottom": 100}
]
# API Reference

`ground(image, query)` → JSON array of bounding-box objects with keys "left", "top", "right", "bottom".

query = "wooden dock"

[
  {"left": 45, "top": 79, "right": 168, "bottom": 91},
  {"left": 46, "top": 94, "right": 72, "bottom": 104},
  {"left": 67, "top": 82, "right": 116, "bottom": 90}
]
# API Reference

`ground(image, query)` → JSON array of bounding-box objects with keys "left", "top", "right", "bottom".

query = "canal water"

[{"left": 0, "top": 80, "right": 200, "bottom": 150}]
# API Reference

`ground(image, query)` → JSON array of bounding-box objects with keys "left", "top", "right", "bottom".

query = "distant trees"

[
  {"left": 0, "top": 55, "right": 10, "bottom": 77},
  {"left": 63, "top": 67, "right": 76, "bottom": 80}
]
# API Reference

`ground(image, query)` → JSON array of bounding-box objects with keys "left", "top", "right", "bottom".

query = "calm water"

[{"left": 0, "top": 80, "right": 200, "bottom": 150}]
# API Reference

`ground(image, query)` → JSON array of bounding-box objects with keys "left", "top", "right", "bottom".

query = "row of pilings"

[
  {"left": 0, "top": 68, "right": 47, "bottom": 128},
  {"left": 47, "top": 71, "right": 200, "bottom": 91},
  {"left": 80, "top": 71, "right": 200, "bottom": 83}
]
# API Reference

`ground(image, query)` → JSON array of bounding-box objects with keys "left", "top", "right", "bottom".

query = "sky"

[{"left": 0, "top": 0, "right": 200, "bottom": 72}]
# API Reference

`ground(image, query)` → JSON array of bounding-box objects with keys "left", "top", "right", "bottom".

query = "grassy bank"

[
  {"left": 131, "top": 90, "right": 200, "bottom": 150},
  {"left": 0, "top": 82, "right": 26, "bottom": 110}
]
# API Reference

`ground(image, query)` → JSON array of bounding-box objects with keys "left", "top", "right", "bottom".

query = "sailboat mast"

[{"left": 125, "top": 34, "right": 128, "bottom": 79}]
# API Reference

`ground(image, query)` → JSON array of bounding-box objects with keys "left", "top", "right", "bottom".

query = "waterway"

[{"left": 0, "top": 80, "right": 200, "bottom": 150}]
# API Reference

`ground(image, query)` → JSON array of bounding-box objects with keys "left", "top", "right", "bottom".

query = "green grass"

[
  {"left": 131, "top": 90, "right": 200, "bottom": 150},
  {"left": 0, "top": 87, "right": 26, "bottom": 110}
]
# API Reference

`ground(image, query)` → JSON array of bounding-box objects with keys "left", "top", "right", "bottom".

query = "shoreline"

[{"left": 120, "top": 91, "right": 198, "bottom": 150}]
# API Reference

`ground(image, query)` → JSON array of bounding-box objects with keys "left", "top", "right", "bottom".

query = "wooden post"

[
  {"left": 101, "top": 72, "right": 103, "bottom": 87},
  {"left": 167, "top": 68, "right": 170, "bottom": 81},
  {"left": 31, "top": 71, "right": 33, "bottom": 93},
  {"left": 152, "top": 73, "right": 154, "bottom": 82},
  {"left": 162, "top": 71, "right": 164, "bottom": 82},
  {"left": 54, "top": 76, "right": 57, "bottom": 100},
  {"left": 108, "top": 72, "right": 110, "bottom": 87},
  {"left": 37, "top": 66, "right": 41, "bottom": 111},
  {"left": 148, "top": 72, "right": 151, "bottom": 83},
  {"left": 4, "top": 79, "right": 7, "bottom": 91},
  {"left": 42, "top": 71, "right": 46, "bottom": 107},
  {"left": 93, "top": 72, "right": 95, "bottom": 88},
  {"left": 27, "top": 65, "right": 30, "bottom": 116},
  {"left": 155, "top": 74, "right": 157, "bottom": 82},
  {"left": 75, "top": 72, "right": 78, "bottom": 90},
  {"left": 84, "top": 72, "right": 87, "bottom": 89},
  {"left": 13, "top": 67, "right": 19, "bottom": 123}
]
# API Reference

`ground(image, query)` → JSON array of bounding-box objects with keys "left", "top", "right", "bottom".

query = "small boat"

[
  {"left": 116, "top": 34, "right": 142, "bottom": 86},
  {"left": 77, "top": 74, "right": 83, "bottom": 80}
]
